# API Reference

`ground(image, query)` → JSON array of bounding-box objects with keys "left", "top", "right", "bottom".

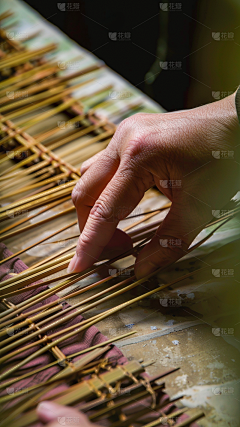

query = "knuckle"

[
  {"left": 78, "top": 230, "right": 93, "bottom": 249},
  {"left": 124, "top": 138, "right": 143, "bottom": 158},
  {"left": 90, "top": 199, "right": 113, "bottom": 222},
  {"left": 71, "top": 180, "right": 86, "bottom": 206}
]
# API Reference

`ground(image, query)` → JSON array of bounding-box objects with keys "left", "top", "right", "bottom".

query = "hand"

[
  {"left": 37, "top": 401, "right": 98, "bottom": 427},
  {"left": 68, "top": 93, "right": 239, "bottom": 279}
]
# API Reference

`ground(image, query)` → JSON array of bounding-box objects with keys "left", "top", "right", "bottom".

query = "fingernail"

[
  {"left": 37, "top": 401, "right": 56, "bottom": 417},
  {"left": 67, "top": 254, "right": 78, "bottom": 273}
]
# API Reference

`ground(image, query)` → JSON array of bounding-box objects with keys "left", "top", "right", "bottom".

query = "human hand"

[{"left": 68, "top": 93, "right": 239, "bottom": 279}]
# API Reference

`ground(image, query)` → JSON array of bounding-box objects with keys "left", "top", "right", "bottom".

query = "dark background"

[{"left": 25, "top": 0, "right": 240, "bottom": 111}]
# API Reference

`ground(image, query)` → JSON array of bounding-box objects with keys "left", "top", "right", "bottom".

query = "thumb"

[{"left": 135, "top": 201, "right": 210, "bottom": 279}]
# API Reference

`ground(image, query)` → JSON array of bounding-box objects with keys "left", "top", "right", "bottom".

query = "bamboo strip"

[
  {"left": 0, "top": 43, "right": 57, "bottom": 70},
  {"left": 0, "top": 275, "right": 133, "bottom": 350},
  {"left": 0, "top": 206, "right": 75, "bottom": 241},
  {"left": 0, "top": 180, "right": 76, "bottom": 213},
  {"left": 0, "top": 331, "right": 135, "bottom": 391},
  {"left": 0, "top": 158, "right": 50, "bottom": 181},
  {"left": 0, "top": 263, "right": 131, "bottom": 325},
  {"left": 0, "top": 304, "right": 63, "bottom": 340},
  {"left": 0, "top": 62, "right": 57, "bottom": 89},
  {"left": 0, "top": 196, "right": 70, "bottom": 236},
  {"left": 23, "top": 242, "right": 77, "bottom": 273},
  {"left": 142, "top": 408, "right": 188, "bottom": 427},
  {"left": 0, "top": 277, "right": 135, "bottom": 358},
  {"left": 35, "top": 113, "right": 85, "bottom": 143},
  {"left": 123, "top": 210, "right": 162, "bottom": 232},
  {"left": 1, "top": 165, "right": 55, "bottom": 191},
  {"left": 0, "top": 69, "right": 61, "bottom": 103},
  {"left": 0, "top": 218, "right": 78, "bottom": 266},
  {"left": 0, "top": 80, "right": 104, "bottom": 124},
  {"left": 0, "top": 10, "right": 13, "bottom": 21},
  {"left": 0, "top": 171, "right": 70, "bottom": 200},
  {"left": 0, "top": 346, "right": 111, "bottom": 426},
  {"left": 0, "top": 83, "right": 67, "bottom": 112},
  {"left": 0, "top": 264, "right": 211, "bottom": 379},
  {"left": 8, "top": 361, "right": 143, "bottom": 427},
  {"left": 48, "top": 119, "right": 108, "bottom": 151},
  {"left": 0, "top": 345, "right": 110, "bottom": 405}
]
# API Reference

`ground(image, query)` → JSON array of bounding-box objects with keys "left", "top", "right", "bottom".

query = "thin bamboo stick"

[
  {"left": 0, "top": 218, "right": 78, "bottom": 266},
  {"left": 0, "top": 264, "right": 210, "bottom": 380},
  {"left": 1, "top": 165, "right": 55, "bottom": 191},
  {"left": 0, "top": 346, "right": 111, "bottom": 426},
  {"left": 23, "top": 242, "right": 77, "bottom": 272},
  {"left": 0, "top": 68, "right": 60, "bottom": 102},
  {"left": 4, "top": 360, "right": 143, "bottom": 427},
  {"left": 0, "top": 10, "right": 13, "bottom": 21},
  {"left": 0, "top": 62, "right": 57, "bottom": 89},
  {"left": 0, "top": 171, "right": 70, "bottom": 200},
  {"left": 0, "top": 206, "right": 75, "bottom": 241},
  {"left": 0, "top": 196, "right": 70, "bottom": 236},
  {"left": 0, "top": 275, "right": 133, "bottom": 349},
  {"left": 0, "top": 304, "right": 63, "bottom": 340},
  {"left": 48, "top": 119, "right": 108, "bottom": 151},
  {"left": 142, "top": 408, "right": 188, "bottom": 427},
  {"left": 35, "top": 113, "right": 85, "bottom": 143},
  {"left": 0, "top": 330, "right": 136, "bottom": 391},
  {"left": 0, "top": 158, "right": 50, "bottom": 181},
  {"left": 0, "top": 83, "right": 67, "bottom": 112},
  {"left": 0, "top": 276, "right": 135, "bottom": 358},
  {"left": 0, "top": 80, "right": 104, "bottom": 124},
  {"left": 0, "top": 43, "right": 57, "bottom": 70},
  {"left": 0, "top": 346, "right": 112, "bottom": 407},
  {"left": 0, "top": 180, "right": 76, "bottom": 214},
  {"left": 1, "top": 262, "right": 130, "bottom": 320}
]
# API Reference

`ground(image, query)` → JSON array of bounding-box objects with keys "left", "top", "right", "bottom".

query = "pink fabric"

[{"left": 0, "top": 243, "right": 199, "bottom": 426}]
